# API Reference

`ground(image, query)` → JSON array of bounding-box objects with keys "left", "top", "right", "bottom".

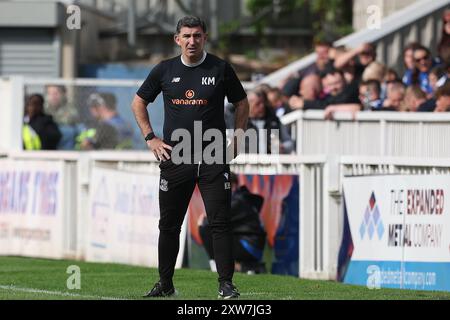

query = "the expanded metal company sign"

[{"left": 343, "top": 175, "right": 450, "bottom": 291}]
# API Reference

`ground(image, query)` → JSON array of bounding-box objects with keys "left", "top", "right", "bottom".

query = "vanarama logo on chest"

[{"left": 172, "top": 89, "right": 208, "bottom": 106}]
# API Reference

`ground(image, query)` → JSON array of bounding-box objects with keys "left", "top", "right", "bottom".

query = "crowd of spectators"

[
  {"left": 23, "top": 86, "right": 134, "bottom": 151},
  {"left": 224, "top": 10, "right": 450, "bottom": 155}
]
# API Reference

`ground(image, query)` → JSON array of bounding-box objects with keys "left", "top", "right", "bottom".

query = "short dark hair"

[
  {"left": 25, "top": 94, "right": 45, "bottom": 114},
  {"left": 314, "top": 40, "right": 332, "bottom": 48},
  {"left": 361, "top": 80, "right": 381, "bottom": 96},
  {"left": 414, "top": 45, "right": 431, "bottom": 57},
  {"left": 26, "top": 93, "right": 44, "bottom": 107},
  {"left": 436, "top": 81, "right": 450, "bottom": 99},
  {"left": 430, "top": 66, "right": 447, "bottom": 79},
  {"left": 176, "top": 16, "right": 207, "bottom": 34},
  {"left": 99, "top": 93, "right": 117, "bottom": 111},
  {"left": 321, "top": 68, "right": 344, "bottom": 79},
  {"left": 87, "top": 92, "right": 117, "bottom": 111}
]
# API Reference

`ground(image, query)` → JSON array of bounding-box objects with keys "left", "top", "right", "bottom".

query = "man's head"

[
  {"left": 267, "top": 87, "right": 283, "bottom": 109},
  {"left": 25, "top": 94, "right": 44, "bottom": 119},
  {"left": 45, "top": 85, "right": 67, "bottom": 109},
  {"left": 314, "top": 40, "right": 332, "bottom": 69},
  {"left": 386, "top": 81, "right": 406, "bottom": 110},
  {"left": 435, "top": 82, "right": 450, "bottom": 112},
  {"left": 404, "top": 85, "right": 427, "bottom": 112},
  {"left": 429, "top": 66, "right": 447, "bottom": 92},
  {"left": 300, "top": 73, "right": 322, "bottom": 100},
  {"left": 358, "top": 43, "right": 376, "bottom": 66},
  {"left": 322, "top": 70, "right": 345, "bottom": 97},
  {"left": 174, "top": 16, "right": 208, "bottom": 63},
  {"left": 248, "top": 90, "right": 267, "bottom": 119},
  {"left": 414, "top": 45, "right": 433, "bottom": 73},
  {"left": 87, "top": 92, "right": 117, "bottom": 120},
  {"left": 359, "top": 80, "right": 381, "bottom": 107}
]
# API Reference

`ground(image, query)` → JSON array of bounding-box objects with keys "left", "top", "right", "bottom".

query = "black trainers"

[
  {"left": 143, "top": 281, "right": 176, "bottom": 298},
  {"left": 218, "top": 281, "right": 240, "bottom": 299}
]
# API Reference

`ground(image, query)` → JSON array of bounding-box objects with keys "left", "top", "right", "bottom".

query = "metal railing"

[{"left": 281, "top": 110, "right": 450, "bottom": 159}]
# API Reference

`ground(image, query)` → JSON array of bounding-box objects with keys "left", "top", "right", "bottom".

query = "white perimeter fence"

[{"left": 1, "top": 150, "right": 449, "bottom": 280}]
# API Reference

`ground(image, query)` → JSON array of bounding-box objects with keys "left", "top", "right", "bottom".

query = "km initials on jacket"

[{"left": 202, "top": 77, "right": 215, "bottom": 86}]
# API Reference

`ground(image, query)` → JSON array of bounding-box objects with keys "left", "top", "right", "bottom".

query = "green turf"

[{"left": 0, "top": 256, "right": 449, "bottom": 300}]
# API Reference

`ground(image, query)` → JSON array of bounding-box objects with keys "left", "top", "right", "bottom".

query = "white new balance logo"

[
  {"left": 202, "top": 77, "right": 215, "bottom": 85},
  {"left": 171, "top": 77, "right": 181, "bottom": 83}
]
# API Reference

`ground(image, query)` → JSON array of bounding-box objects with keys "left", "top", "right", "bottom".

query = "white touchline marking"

[
  {"left": 0, "top": 285, "right": 129, "bottom": 300},
  {"left": 240, "top": 292, "right": 269, "bottom": 296}
]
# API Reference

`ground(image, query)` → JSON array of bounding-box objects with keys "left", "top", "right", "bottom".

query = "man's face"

[
  {"left": 359, "top": 85, "right": 369, "bottom": 102},
  {"left": 435, "top": 95, "right": 450, "bottom": 112},
  {"left": 359, "top": 51, "right": 375, "bottom": 66},
  {"left": 25, "top": 102, "right": 39, "bottom": 119},
  {"left": 414, "top": 49, "right": 432, "bottom": 73},
  {"left": 175, "top": 26, "right": 207, "bottom": 61},
  {"left": 388, "top": 91, "right": 404, "bottom": 109},
  {"left": 315, "top": 45, "right": 330, "bottom": 66},
  {"left": 300, "top": 75, "right": 320, "bottom": 100},
  {"left": 89, "top": 106, "right": 100, "bottom": 120},
  {"left": 46, "top": 86, "right": 63, "bottom": 108},
  {"left": 267, "top": 91, "right": 281, "bottom": 108},
  {"left": 324, "top": 73, "right": 345, "bottom": 96},
  {"left": 248, "top": 93, "right": 265, "bottom": 118}
]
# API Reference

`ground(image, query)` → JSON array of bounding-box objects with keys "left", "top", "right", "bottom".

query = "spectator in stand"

[
  {"left": 402, "top": 42, "right": 421, "bottom": 86},
  {"left": 281, "top": 40, "right": 334, "bottom": 97},
  {"left": 267, "top": 87, "right": 291, "bottom": 118},
  {"left": 380, "top": 81, "right": 405, "bottom": 111},
  {"left": 330, "top": 46, "right": 358, "bottom": 85},
  {"left": 304, "top": 69, "right": 360, "bottom": 119},
  {"left": 86, "top": 93, "right": 134, "bottom": 149},
  {"left": 434, "top": 82, "right": 450, "bottom": 112},
  {"left": 406, "top": 45, "right": 438, "bottom": 95},
  {"left": 362, "top": 61, "right": 391, "bottom": 101},
  {"left": 403, "top": 85, "right": 428, "bottom": 112},
  {"left": 385, "top": 68, "right": 400, "bottom": 83},
  {"left": 75, "top": 94, "right": 119, "bottom": 150},
  {"left": 438, "top": 9, "right": 450, "bottom": 63},
  {"left": 334, "top": 42, "right": 377, "bottom": 81},
  {"left": 288, "top": 73, "right": 323, "bottom": 110},
  {"left": 44, "top": 84, "right": 79, "bottom": 150},
  {"left": 23, "top": 94, "right": 61, "bottom": 150},
  {"left": 359, "top": 80, "right": 383, "bottom": 110},
  {"left": 429, "top": 66, "right": 448, "bottom": 94},
  {"left": 255, "top": 83, "right": 272, "bottom": 96},
  {"left": 318, "top": 69, "right": 359, "bottom": 107},
  {"left": 246, "top": 90, "right": 294, "bottom": 154}
]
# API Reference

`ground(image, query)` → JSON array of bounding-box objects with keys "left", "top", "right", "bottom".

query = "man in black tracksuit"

[{"left": 131, "top": 16, "right": 249, "bottom": 299}]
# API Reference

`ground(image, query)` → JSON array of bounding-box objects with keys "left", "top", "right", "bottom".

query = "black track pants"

[{"left": 157, "top": 160, "right": 233, "bottom": 286}]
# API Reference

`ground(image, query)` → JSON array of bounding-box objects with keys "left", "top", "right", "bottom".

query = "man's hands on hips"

[{"left": 147, "top": 137, "right": 173, "bottom": 161}]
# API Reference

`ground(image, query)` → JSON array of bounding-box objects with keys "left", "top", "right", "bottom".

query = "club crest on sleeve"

[{"left": 160, "top": 178, "right": 169, "bottom": 192}]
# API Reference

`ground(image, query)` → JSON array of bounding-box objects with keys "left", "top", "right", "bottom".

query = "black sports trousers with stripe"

[{"left": 158, "top": 159, "right": 233, "bottom": 286}]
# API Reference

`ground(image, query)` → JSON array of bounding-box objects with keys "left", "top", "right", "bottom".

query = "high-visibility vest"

[
  {"left": 22, "top": 124, "right": 42, "bottom": 150},
  {"left": 75, "top": 128, "right": 97, "bottom": 150}
]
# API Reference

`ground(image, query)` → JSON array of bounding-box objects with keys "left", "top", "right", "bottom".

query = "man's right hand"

[{"left": 147, "top": 137, "right": 173, "bottom": 161}]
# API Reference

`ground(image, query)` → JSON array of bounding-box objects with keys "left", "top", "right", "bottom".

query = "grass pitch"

[{"left": 0, "top": 256, "right": 449, "bottom": 300}]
